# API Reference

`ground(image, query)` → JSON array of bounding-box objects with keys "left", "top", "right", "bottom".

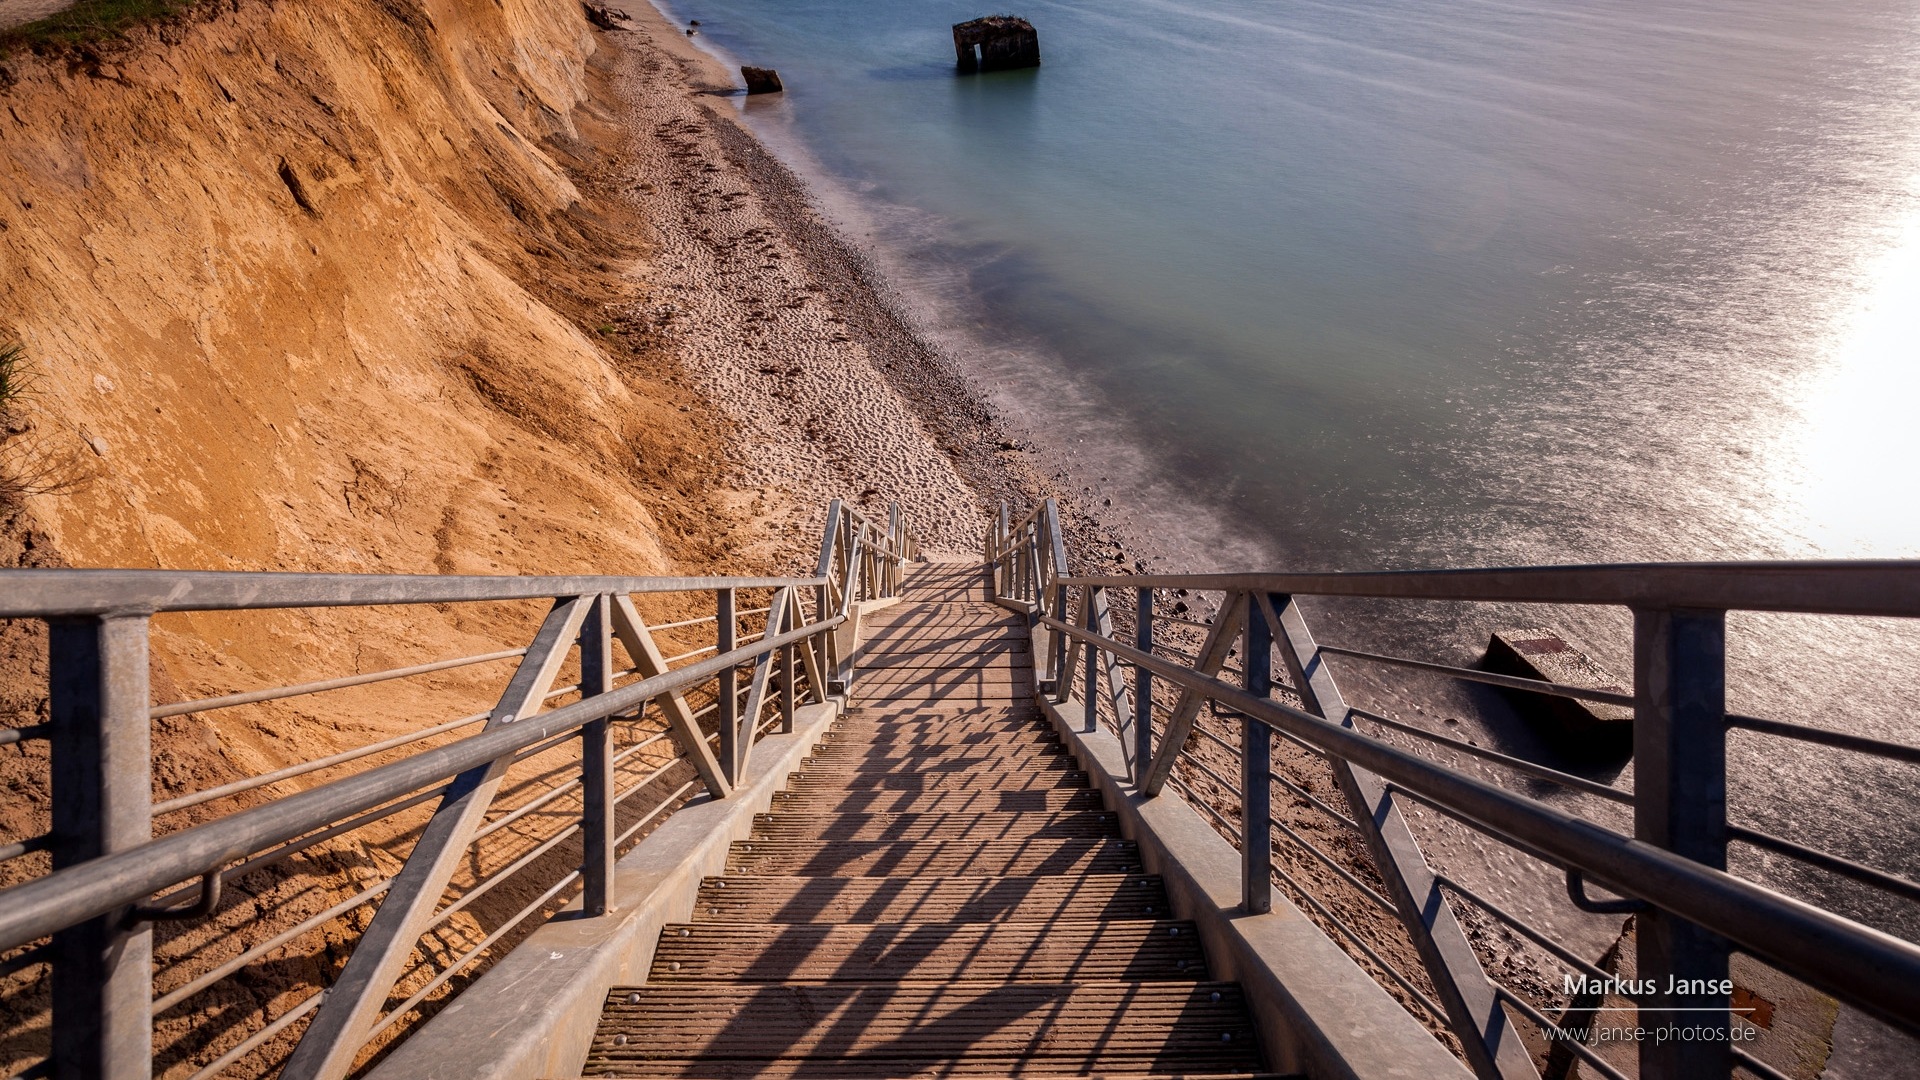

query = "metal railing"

[
  {"left": 987, "top": 498, "right": 1920, "bottom": 1080},
  {"left": 0, "top": 499, "right": 915, "bottom": 1080}
]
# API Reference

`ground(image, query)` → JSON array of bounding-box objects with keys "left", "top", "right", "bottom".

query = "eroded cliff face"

[
  {"left": 0, "top": 0, "right": 708, "bottom": 580},
  {"left": 0, "top": 0, "right": 741, "bottom": 741},
  {"left": 0, "top": 2, "right": 741, "bottom": 1071}
]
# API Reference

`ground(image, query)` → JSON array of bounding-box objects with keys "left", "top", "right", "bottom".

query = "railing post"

[
  {"left": 887, "top": 503, "right": 902, "bottom": 596},
  {"left": 1051, "top": 583, "right": 1071, "bottom": 704},
  {"left": 995, "top": 502, "right": 1010, "bottom": 597},
  {"left": 780, "top": 639, "right": 796, "bottom": 732},
  {"left": 1241, "top": 593, "right": 1273, "bottom": 914},
  {"left": 48, "top": 613, "right": 153, "bottom": 1080},
  {"left": 1083, "top": 586, "right": 1100, "bottom": 732},
  {"left": 717, "top": 588, "right": 739, "bottom": 783},
  {"left": 1633, "top": 607, "right": 1732, "bottom": 1080},
  {"left": 1134, "top": 586, "right": 1154, "bottom": 784},
  {"left": 813, "top": 582, "right": 831, "bottom": 702},
  {"left": 579, "top": 594, "right": 616, "bottom": 916}
]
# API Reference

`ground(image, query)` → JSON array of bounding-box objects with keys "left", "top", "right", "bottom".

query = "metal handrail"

[
  {"left": 1037, "top": 608, "right": 1920, "bottom": 1031},
  {"left": 0, "top": 497, "right": 919, "bottom": 1080},
  {"left": 0, "top": 570, "right": 826, "bottom": 618},
  {"left": 1052, "top": 564, "right": 1920, "bottom": 617},
  {"left": 0, "top": 613, "right": 839, "bottom": 954},
  {"left": 987, "top": 498, "right": 1920, "bottom": 1080}
]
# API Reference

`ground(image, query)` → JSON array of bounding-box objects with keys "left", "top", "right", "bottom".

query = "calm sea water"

[{"left": 659, "top": 0, "right": 1920, "bottom": 963}]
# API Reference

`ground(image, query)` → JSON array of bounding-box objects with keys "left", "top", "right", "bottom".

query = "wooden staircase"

[{"left": 581, "top": 561, "right": 1277, "bottom": 1078}]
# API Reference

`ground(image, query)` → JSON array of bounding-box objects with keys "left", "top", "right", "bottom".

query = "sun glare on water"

[{"left": 1769, "top": 178, "right": 1920, "bottom": 558}]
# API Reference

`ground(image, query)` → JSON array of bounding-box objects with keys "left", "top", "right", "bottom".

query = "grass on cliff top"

[{"left": 1, "top": 0, "right": 200, "bottom": 52}]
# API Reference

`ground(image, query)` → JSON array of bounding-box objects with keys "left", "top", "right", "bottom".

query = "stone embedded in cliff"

[
  {"left": 582, "top": 3, "right": 628, "bottom": 30},
  {"left": 741, "top": 66, "right": 784, "bottom": 95},
  {"left": 952, "top": 15, "right": 1040, "bottom": 73}
]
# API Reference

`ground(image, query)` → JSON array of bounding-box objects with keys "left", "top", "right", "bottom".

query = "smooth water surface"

[{"left": 662, "top": 0, "right": 1920, "bottom": 962}]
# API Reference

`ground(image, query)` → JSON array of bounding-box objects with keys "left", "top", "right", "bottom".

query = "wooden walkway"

[{"left": 582, "top": 562, "right": 1275, "bottom": 1078}]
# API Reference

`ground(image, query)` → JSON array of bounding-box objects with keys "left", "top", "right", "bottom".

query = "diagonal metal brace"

[
  {"left": 611, "top": 595, "right": 731, "bottom": 799},
  {"left": 281, "top": 595, "right": 594, "bottom": 1080},
  {"left": 1257, "top": 590, "right": 1539, "bottom": 1080},
  {"left": 1138, "top": 592, "right": 1246, "bottom": 797}
]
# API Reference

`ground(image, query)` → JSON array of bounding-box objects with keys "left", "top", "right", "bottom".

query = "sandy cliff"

[{"left": 0, "top": 0, "right": 757, "bottom": 1071}]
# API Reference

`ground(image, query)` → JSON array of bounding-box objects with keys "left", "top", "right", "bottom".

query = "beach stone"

[
  {"left": 582, "top": 2, "right": 627, "bottom": 30},
  {"left": 741, "top": 66, "right": 784, "bottom": 95},
  {"left": 952, "top": 15, "right": 1040, "bottom": 73}
]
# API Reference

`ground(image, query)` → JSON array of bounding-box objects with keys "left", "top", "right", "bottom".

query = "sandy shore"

[{"left": 592, "top": 0, "right": 1075, "bottom": 564}]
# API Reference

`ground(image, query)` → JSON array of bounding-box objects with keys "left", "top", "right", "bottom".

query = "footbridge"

[{"left": 1, "top": 500, "right": 1917, "bottom": 1080}]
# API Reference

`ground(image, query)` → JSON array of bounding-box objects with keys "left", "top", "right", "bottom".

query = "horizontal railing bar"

[
  {"left": 1493, "top": 986, "right": 1632, "bottom": 1080},
  {"left": 1173, "top": 748, "right": 1241, "bottom": 805},
  {"left": 156, "top": 727, "right": 687, "bottom": 1013},
  {"left": 614, "top": 779, "right": 699, "bottom": 849},
  {"left": 150, "top": 648, "right": 529, "bottom": 720},
  {"left": 1268, "top": 769, "right": 1360, "bottom": 832},
  {"left": 664, "top": 644, "right": 718, "bottom": 664},
  {"left": 645, "top": 614, "right": 718, "bottom": 632},
  {"left": 368, "top": 867, "right": 583, "bottom": 1046},
  {"left": 1055, "top": 561, "right": 1920, "bottom": 617},
  {"left": 1727, "top": 713, "right": 1920, "bottom": 766},
  {"left": 153, "top": 665, "right": 649, "bottom": 818},
  {"left": 1731, "top": 1046, "right": 1797, "bottom": 1080},
  {"left": 0, "top": 943, "right": 48, "bottom": 979},
  {"left": 1269, "top": 851, "right": 1450, "bottom": 1027},
  {"left": 215, "top": 784, "right": 448, "bottom": 894},
  {"left": 0, "top": 570, "right": 832, "bottom": 619},
  {"left": 433, "top": 818, "right": 583, "bottom": 931},
  {"left": 155, "top": 713, "right": 488, "bottom": 817},
  {"left": 155, "top": 879, "right": 392, "bottom": 1014},
  {"left": 1267, "top": 811, "right": 1399, "bottom": 917},
  {"left": 183, "top": 989, "right": 323, "bottom": 1080},
  {"left": 0, "top": 723, "right": 47, "bottom": 746},
  {"left": 0, "top": 834, "right": 49, "bottom": 862},
  {"left": 1037, "top": 610, "right": 1920, "bottom": 1035},
  {"left": 1321, "top": 645, "right": 1634, "bottom": 707},
  {"left": 1730, "top": 825, "right": 1920, "bottom": 906},
  {"left": 1433, "top": 872, "right": 1613, "bottom": 984},
  {"left": 1350, "top": 707, "right": 1634, "bottom": 804},
  {"left": 1169, "top": 773, "right": 1241, "bottom": 840},
  {"left": 0, "top": 614, "right": 841, "bottom": 950}
]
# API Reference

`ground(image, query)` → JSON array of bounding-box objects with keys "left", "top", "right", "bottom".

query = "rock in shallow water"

[{"left": 741, "top": 66, "right": 784, "bottom": 95}]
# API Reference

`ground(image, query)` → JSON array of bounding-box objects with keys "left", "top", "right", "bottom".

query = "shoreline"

[{"left": 599, "top": 0, "right": 1061, "bottom": 561}]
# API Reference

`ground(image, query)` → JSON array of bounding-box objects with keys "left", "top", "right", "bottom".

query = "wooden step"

[
  {"left": 796, "top": 757, "right": 1076, "bottom": 779},
  {"left": 648, "top": 919, "right": 1207, "bottom": 982},
  {"left": 804, "top": 740, "right": 1070, "bottom": 764},
  {"left": 770, "top": 788, "right": 1103, "bottom": 815},
  {"left": 854, "top": 688, "right": 1035, "bottom": 706},
  {"left": 725, "top": 838, "right": 1139, "bottom": 876},
  {"left": 691, "top": 874, "right": 1173, "bottom": 924},
  {"left": 817, "top": 727, "right": 1058, "bottom": 749},
  {"left": 857, "top": 666, "right": 1036, "bottom": 685},
  {"left": 584, "top": 983, "right": 1262, "bottom": 1077},
  {"left": 858, "top": 650, "right": 1031, "bottom": 671},
  {"left": 784, "top": 770, "right": 1088, "bottom": 792},
  {"left": 862, "top": 620, "right": 1022, "bottom": 637},
  {"left": 750, "top": 810, "right": 1119, "bottom": 842},
  {"left": 837, "top": 706, "right": 1043, "bottom": 725}
]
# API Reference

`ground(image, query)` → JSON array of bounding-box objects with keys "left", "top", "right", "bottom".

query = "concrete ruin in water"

[{"left": 952, "top": 16, "right": 1040, "bottom": 73}]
